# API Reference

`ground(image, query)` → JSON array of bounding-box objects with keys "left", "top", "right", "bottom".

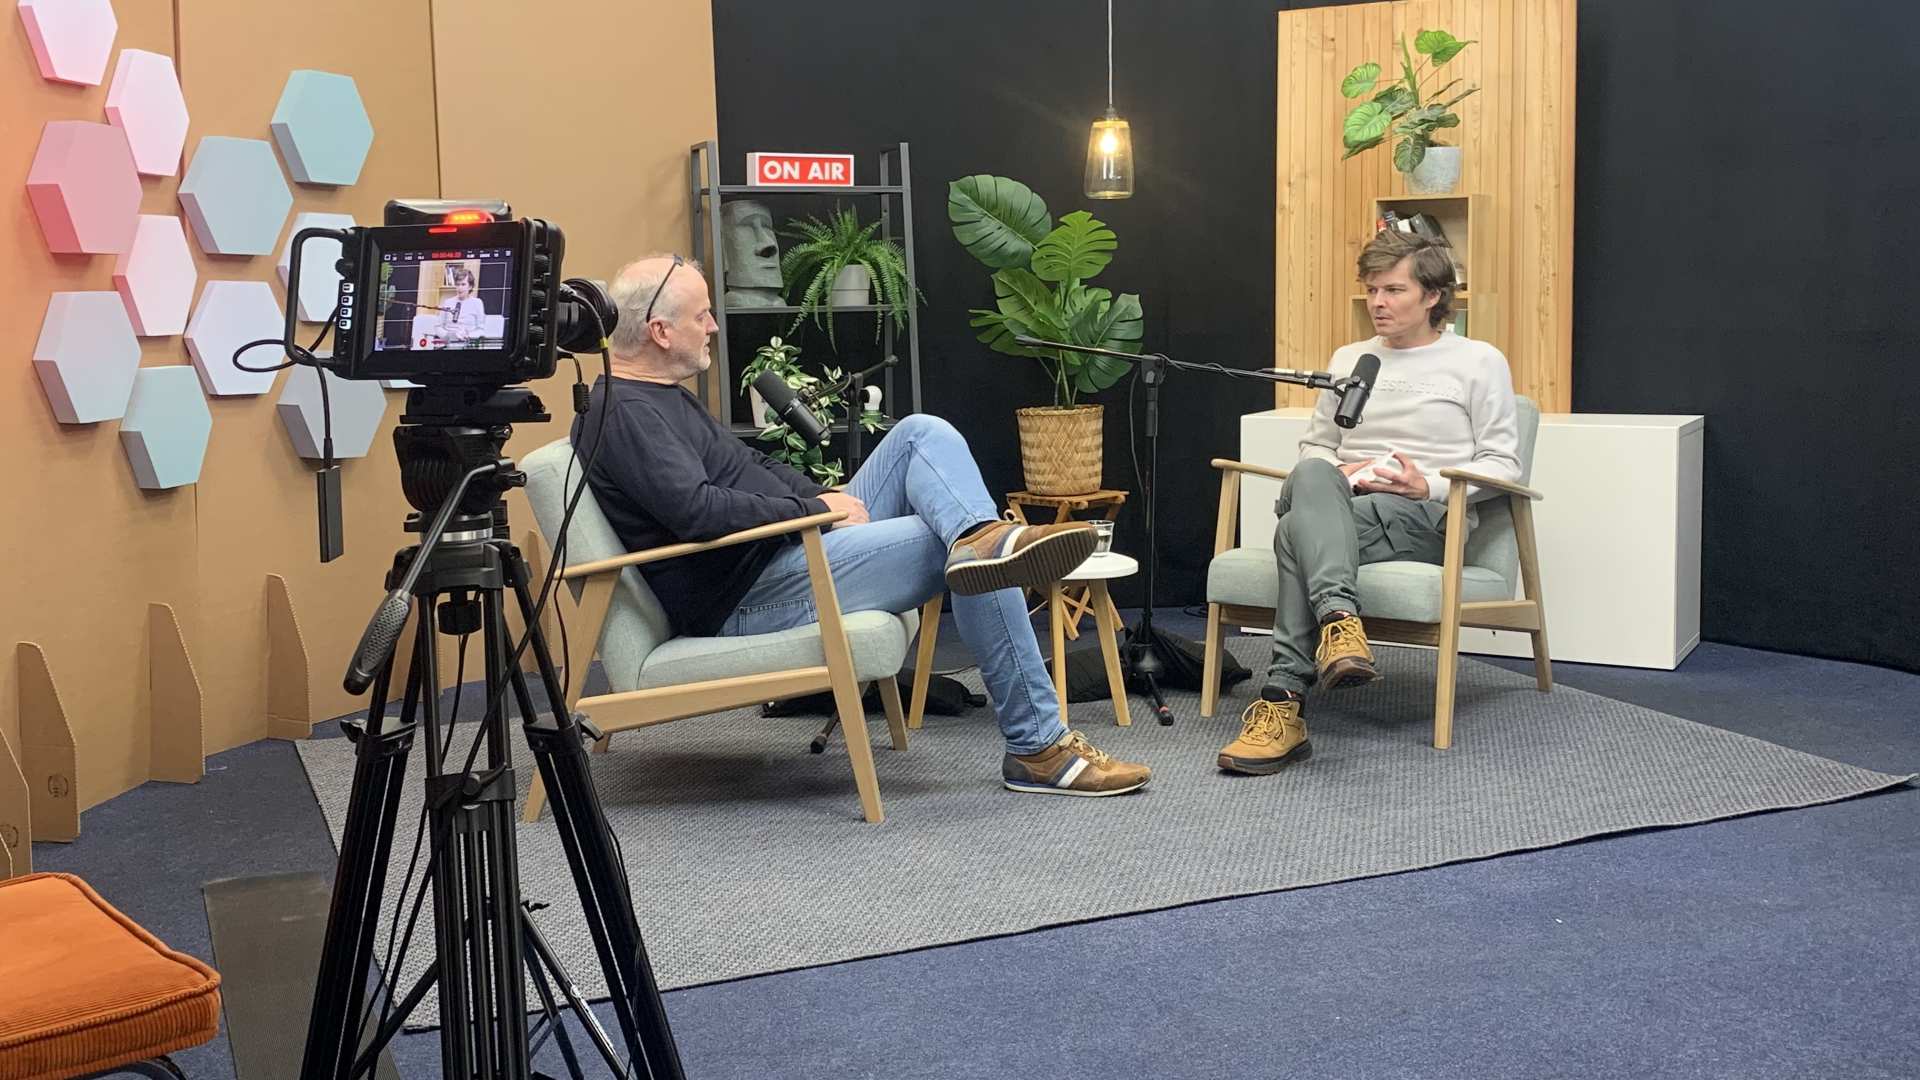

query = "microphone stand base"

[{"left": 1117, "top": 622, "right": 1204, "bottom": 726}]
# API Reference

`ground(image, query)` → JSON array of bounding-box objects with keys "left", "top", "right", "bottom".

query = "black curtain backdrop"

[{"left": 711, "top": 0, "right": 1920, "bottom": 672}]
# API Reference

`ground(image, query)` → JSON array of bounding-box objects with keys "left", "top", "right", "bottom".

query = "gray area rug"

[{"left": 295, "top": 639, "right": 1912, "bottom": 1026}]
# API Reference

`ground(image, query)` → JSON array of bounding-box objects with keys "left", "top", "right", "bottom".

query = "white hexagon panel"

[
  {"left": 105, "top": 50, "right": 189, "bottom": 177},
  {"left": 17, "top": 0, "right": 116, "bottom": 85},
  {"left": 184, "top": 281, "right": 283, "bottom": 396},
  {"left": 270, "top": 71, "right": 374, "bottom": 186},
  {"left": 277, "top": 212, "right": 355, "bottom": 322},
  {"left": 113, "top": 215, "right": 197, "bottom": 336},
  {"left": 33, "top": 292, "right": 141, "bottom": 424},
  {"left": 177, "top": 136, "right": 292, "bottom": 255},
  {"left": 277, "top": 364, "right": 388, "bottom": 459},
  {"left": 26, "top": 121, "right": 141, "bottom": 254},
  {"left": 121, "top": 367, "right": 212, "bottom": 490}
]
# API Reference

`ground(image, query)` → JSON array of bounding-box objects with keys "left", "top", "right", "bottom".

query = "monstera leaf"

[
  {"left": 1031, "top": 211, "right": 1117, "bottom": 284},
  {"left": 948, "top": 175, "right": 1053, "bottom": 270}
]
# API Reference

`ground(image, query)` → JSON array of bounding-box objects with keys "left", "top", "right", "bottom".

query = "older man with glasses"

[{"left": 568, "top": 254, "right": 1151, "bottom": 798}]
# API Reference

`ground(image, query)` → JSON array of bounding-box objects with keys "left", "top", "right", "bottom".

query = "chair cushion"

[
  {"left": 1207, "top": 547, "right": 1510, "bottom": 625},
  {"left": 0, "top": 873, "right": 221, "bottom": 1080},
  {"left": 639, "top": 609, "right": 913, "bottom": 688}
]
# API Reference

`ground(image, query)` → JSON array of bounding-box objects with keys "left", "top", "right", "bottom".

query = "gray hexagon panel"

[
  {"left": 177, "top": 136, "right": 292, "bottom": 255},
  {"left": 33, "top": 291, "right": 142, "bottom": 423},
  {"left": 120, "top": 366, "right": 212, "bottom": 489},
  {"left": 277, "top": 363, "right": 389, "bottom": 459},
  {"left": 270, "top": 70, "right": 374, "bottom": 186}
]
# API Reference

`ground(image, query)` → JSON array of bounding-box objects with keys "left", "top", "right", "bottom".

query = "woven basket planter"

[{"left": 1015, "top": 404, "right": 1103, "bottom": 496}]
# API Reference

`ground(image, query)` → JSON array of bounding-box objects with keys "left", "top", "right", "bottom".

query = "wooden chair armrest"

[
  {"left": 1438, "top": 469, "right": 1543, "bottom": 501},
  {"left": 1210, "top": 458, "right": 1292, "bottom": 482},
  {"left": 560, "top": 510, "right": 848, "bottom": 580}
]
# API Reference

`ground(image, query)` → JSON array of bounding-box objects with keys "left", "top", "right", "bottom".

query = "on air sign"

[{"left": 747, "top": 152, "right": 856, "bottom": 187}]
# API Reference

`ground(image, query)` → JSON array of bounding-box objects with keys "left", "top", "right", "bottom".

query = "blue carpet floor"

[{"left": 29, "top": 614, "right": 1920, "bottom": 1080}]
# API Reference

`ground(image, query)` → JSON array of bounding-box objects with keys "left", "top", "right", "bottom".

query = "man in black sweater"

[{"left": 572, "top": 255, "right": 1150, "bottom": 797}]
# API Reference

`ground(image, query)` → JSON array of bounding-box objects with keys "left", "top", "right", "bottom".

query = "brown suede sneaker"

[
  {"left": 944, "top": 514, "right": 1098, "bottom": 596},
  {"left": 1003, "top": 731, "right": 1151, "bottom": 796},
  {"left": 1316, "top": 614, "right": 1380, "bottom": 689},
  {"left": 1217, "top": 696, "right": 1311, "bottom": 775}
]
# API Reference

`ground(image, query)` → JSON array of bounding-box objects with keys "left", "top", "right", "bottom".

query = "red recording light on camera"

[{"left": 428, "top": 209, "right": 495, "bottom": 232}]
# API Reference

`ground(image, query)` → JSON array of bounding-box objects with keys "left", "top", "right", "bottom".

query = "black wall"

[{"left": 713, "top": 0, "right": 1920, "bottom": 672}]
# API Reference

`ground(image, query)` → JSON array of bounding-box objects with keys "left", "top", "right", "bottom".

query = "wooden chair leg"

[
  {"left": 805, "top": 529, "right": 883, "bottom": 823},
  {"left": 521, "top": 774, "right": 548, "bottom": 823},
  {"left": 1200, "top": 603, "right": 1225, "bottom": 718},
  {"left": 908, "top": 595, "right": 940, "bottom": 729},
  {"left": 1513, "top": 498, "right": 1554, "bottom": 692},
  {"left": 1089, "top": 581, "right": 1130, "bottom": 725},
  {"left": 877, "top": 675, "right": 909, "bottom": 750},
  {"left": 1433, "top": 488, "right": 1471, "bottom": 750},
  {"left": 1048, "top": 582, "right": 1068, "bottom": 723}
]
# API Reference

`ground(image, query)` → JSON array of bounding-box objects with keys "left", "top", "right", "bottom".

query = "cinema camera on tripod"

[{"left": 278, "top": 200, "right": 689, "bottom": 1080}]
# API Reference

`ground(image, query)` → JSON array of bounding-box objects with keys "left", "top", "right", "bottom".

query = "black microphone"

[
  {"left": 754, "top": 369, "right": 831, "bottom": 445},
  {"left": 1334, "top": 353, "right": 1380, "bottom": 429}
]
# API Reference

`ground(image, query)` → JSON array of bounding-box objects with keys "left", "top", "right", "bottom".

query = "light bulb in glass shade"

[{"left": 1084, "top": 108, "right": 1134, "bottom": 200}]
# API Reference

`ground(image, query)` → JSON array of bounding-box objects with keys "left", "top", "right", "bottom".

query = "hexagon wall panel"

[
  {"left": 121, "top": 367, "right": 212, "bottom": 490},
  {"left": 105, "top": 49, "right": 188, "bottom": 176},
  {"left": 277, "top": 364, "right": 388, "bottom": 459},
  {"left": 184, "top": 280, "right": 283, "bottom": 396},
  {"left": 177, "top": 136, "right": 292, "bottom": 255},
  {"left": 113, "top": 215, "right": 197, "bottom": 336},
  {"left": 26, "top": 121, "right": 142, "bottom": 254},
  {"left": 270, "top": 71, "right": 374, "bottom": 185},
  {"left": 17, "top": 0, "right": 116, "bottom": 85},
  {"left": 33, "top": 292, "right": 141, "bottom": 423},
  {"left": 276, "top": 212, "right": 355, "bottom": 321}
]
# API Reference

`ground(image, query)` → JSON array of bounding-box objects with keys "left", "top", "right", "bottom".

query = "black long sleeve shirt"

[{"left": 570, "top": 376, "right": 829, "bottom": 638}]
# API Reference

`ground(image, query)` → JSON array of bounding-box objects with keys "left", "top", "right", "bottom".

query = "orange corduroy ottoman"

[{"left": 0, "top": 873, "right": 221, "bottom": 1080}]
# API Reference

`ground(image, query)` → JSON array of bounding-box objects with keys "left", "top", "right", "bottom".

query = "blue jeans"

[{"left": 717, "top": 415, "right": 1067, "bottom": 755}]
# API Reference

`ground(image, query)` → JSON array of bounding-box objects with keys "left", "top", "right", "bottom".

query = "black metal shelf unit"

[{"left": 688, "top": 141, "right": 924, "bottom": 439}]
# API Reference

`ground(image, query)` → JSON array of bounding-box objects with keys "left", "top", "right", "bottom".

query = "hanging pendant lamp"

[{"left": 1084, "top": 0, "right": 1134, "bottom": 199}]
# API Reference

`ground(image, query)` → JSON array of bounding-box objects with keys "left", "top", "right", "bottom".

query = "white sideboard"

[{"left": 1235, "top": 410, "right": 1704, "bottom": 669}]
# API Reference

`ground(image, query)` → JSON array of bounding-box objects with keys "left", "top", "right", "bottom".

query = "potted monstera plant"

[
  {"left": 948, "top": 175, "right": 1143, "bottom": 495},
  {"left": 1341, "top": 28, "right": 1479, "bottom": 193}
]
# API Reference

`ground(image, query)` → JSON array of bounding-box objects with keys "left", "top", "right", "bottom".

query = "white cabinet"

[{"left": 1236, "top": 410, "right": 1704, "bottom": 669}]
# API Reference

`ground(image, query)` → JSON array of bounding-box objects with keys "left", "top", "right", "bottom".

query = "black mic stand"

[{"left": 1013, "top": 336, "right": 1365, "bottom": 725}]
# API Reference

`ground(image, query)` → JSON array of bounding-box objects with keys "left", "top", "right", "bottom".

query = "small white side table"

[{"left": 1048, "top": 552, "right": 1138, "bottom": 726}]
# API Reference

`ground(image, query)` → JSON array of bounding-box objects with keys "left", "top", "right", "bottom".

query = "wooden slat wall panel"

[{"left": 1273, "top": 0, "right": 1575, "bottom": 412}]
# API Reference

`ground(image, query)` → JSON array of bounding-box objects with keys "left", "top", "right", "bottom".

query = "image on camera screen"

[{"left": 374, "top": 246, "right": 517, "bottom": 352}]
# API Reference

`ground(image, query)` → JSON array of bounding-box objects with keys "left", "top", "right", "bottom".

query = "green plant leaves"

[
  {"left": 1373, "top": 85, "right": 1416, "bottom": 116},
  {"left": 948, "top": 175, "right": 1052, "bottom": 270},
  {"left": 1031, "top": 211, "right": 1117, "bottom": 284},
  {"left": 1341, "top": 62, "right": 1381, "bottom": 98},
  {"left": 1344, "top": 102, "right": 1392, "bottom": 149},
  {"left": 1414, "top": 28, "right": 1474, "bottom": 64},
  {"left": 1394, "top": 133, "right": 1429, "bottom": 172}
]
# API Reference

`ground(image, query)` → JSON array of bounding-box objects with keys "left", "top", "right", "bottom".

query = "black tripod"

[
  {"left": 300, "top": 414, "right": 684, "bottom": 1080},
  {"left": 1013, "top": 336, "right": 1373, "bottom": 726}
]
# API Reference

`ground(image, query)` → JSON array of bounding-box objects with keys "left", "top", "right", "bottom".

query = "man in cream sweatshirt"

[{"left": 1219, "top": 228, "right": 1522, "bottom": 775}]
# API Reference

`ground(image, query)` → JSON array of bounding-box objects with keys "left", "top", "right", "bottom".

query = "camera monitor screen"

[{"left": 374, "top": 245, "right": 517, "bottom": 354}]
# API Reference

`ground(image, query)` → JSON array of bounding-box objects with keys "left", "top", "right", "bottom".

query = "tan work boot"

[
  {"left": 1003, "top": 730, "right": 1151, "bottom": 796},
  {"left": 1316, "top": 613, "right": 1380, "bottom": 689},
  {"left": 1217, "top": 696, "right": 1312, "bottom": 775},
  {"left": 945, "top": 513, "right": 1098, "bottom": 596}
]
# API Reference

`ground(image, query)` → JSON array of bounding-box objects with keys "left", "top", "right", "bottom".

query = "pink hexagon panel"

[
  {"left": 121, "top": 367, "right": 212, "bottom": 490},
  {"left": 277, "top": 365, "right": 388, "bottom": 459},
  {"left": 185, "top": 281, "right": 284, "bottom": 396},
  {"left": 114, "top": 215, "right": 197, "bottom": 336},
  {"left": 33, "top": 292, "right": 142, "bottom": 424},
  {"left": 105, "top": 50, "right": 189, "bottom": 177},
  {"left": 17, "top": 0, "right": 117, "bottom": 85},
  {"left": 177, "top": 136, "right": 293, "bottom": 256},
  {"left": 27, "top": 121, "right": 142, "bottom": 254},
  {"left": 270, "top": 70, "right": 374, "bottom": 185},
  {"left": 277, "top": 212, "right": 355, "bottom": 322}
]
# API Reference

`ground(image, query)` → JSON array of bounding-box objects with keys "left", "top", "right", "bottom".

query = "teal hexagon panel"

[
  {"left": 277, "top": 364, "right": 388, "bottom": 459},
  {"left": 270, "top": 70, "right": 374, "bottom": 186},
  {"left": 121, "top": 366, "right": 212, "bottom": 490},
  {"left": 33, "top": 291, "right": 142, "bottom": 423},
  {"left": 177, "top": 136, "right": 292, "bottom": 255},
  {"left": 184, "top": 280, "right": 284, "bottom": 396}
]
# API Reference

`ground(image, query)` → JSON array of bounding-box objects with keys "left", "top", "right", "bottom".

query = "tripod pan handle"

[{"left": 345, "top": 592, "right": 412, "bottom": 694}]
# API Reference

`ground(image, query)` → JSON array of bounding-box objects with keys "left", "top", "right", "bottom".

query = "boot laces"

[
  {"left": 1326, "top": 619, "right": 1362, "bottom": 651},
  {"left": 1238, "top": 699, "right": 1289, "bottom": 744}
]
